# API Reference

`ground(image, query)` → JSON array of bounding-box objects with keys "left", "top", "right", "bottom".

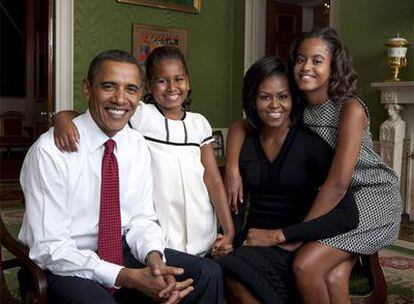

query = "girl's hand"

[
  {"left": 224, "top": 166, "right": 244, "bottom": 213},
  {"left": 244, "top": 228, "right": 286, "bottom": 247},
  {"left": 211, "top": 234, "right": 233, "bottom": 258},
  {"left": 53, "top": 111, "right": 80, "bottom": 152}
]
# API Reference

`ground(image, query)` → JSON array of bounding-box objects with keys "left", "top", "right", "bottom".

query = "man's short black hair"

[{"left": 87, "top": 49, "right": 143, "bottom": 83}]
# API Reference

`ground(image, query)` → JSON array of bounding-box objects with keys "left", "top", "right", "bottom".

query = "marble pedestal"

[{"left": 372, "top": 81, "right": 414, "bottom": 221}]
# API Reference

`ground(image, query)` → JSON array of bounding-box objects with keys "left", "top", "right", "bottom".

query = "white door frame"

[
  {"left": 55, "top": 0, "right": 74, "bottom": 111},
  {"left": 244, "top": 0, "right": 340, "bottom": 71}
]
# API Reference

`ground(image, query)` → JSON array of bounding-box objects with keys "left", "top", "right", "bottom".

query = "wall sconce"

[
  {"left": 384, "top": 34, "right": 410, "bottom": 82},
  {"left": 323, "top": 1, "right": 330, "bottom": 17}
]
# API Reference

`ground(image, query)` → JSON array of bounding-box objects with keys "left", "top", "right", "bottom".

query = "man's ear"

[{"left": 83, "top": 79, "right": 91, "bottom": 99}]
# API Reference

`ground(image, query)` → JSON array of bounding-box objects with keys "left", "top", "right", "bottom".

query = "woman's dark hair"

[
  {"left": 243, "top": 56, "right": 302, "bottom": 130},
  {"left": 143, "top": 45, "right": 192, "bottom": 110},
  {"left": 290, "top": 27, "right": 358, "bottom": 101}
]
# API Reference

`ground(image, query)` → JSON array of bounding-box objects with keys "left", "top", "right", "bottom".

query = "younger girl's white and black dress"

[
  {"left": 303, "top": 98, "right": 402, "bottom": 254},
  {"left": 219, "top": 122, "right": 359, "bottom": 304},
  {"left": 129, "top": 101, "right": 217, "bottom": 257}
]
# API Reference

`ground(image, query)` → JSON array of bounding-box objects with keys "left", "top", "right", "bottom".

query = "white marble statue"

[{"left": 379, "top": 104, "right": 406, "bottom": 178}]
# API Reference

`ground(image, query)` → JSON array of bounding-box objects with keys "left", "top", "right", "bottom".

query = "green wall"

[
  {"left": 339, "top": 0, "right": 414, "bottom": 139},
  {"left": 74, "top": 0, "right": 244, "bottom": 127}
]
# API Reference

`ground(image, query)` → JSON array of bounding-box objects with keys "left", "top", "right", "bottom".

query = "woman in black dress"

[{"left": 219, "top": 56, "right": 358, "bottom": 303}]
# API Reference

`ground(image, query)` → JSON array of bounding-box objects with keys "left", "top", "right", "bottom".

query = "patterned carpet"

[
  {"left": 380, "top": 241, "right": 414, "bottom": 303},
  {"left": 1, "top": 180, "right": 413, "bottom": 303}
]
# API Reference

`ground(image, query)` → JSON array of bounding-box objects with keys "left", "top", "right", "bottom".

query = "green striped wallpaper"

[
  {"left": 74, "top": 0, "right": 245, "bottom": 127},
  {"left": 340, "top": 0, "right": 414, "bottom": 139}
]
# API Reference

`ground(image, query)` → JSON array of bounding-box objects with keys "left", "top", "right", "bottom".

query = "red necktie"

[{"left": 98, "top": 139, "right": 124, "bottom": 267}]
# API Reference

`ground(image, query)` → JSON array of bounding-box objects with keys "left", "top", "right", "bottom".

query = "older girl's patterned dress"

[{"left": 303, "top": 98, "right": 402, "bottom": 255}]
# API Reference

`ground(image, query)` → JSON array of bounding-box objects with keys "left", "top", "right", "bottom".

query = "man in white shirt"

[{"left": 18, "top": 50, "right": 223, "bottom": 303}]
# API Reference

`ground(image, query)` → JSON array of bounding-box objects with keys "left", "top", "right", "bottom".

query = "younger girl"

[
  {"left": 226, "top": 27, "right": 402, "bottom": 303},
  {"left": 54, "top": 46, "right": 234, "bottom": 258}
]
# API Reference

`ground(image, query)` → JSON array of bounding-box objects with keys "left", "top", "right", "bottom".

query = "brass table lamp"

[{"left": 384, "top": 34, "right": 410, "bottom": 82}]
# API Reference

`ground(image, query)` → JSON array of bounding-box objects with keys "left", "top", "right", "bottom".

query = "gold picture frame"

[
  {"left": 132, "top": 23, "right": 187, "bottom": 73},
  {"left": 117, "top": 0, "right": 201, "bottom": 14}
]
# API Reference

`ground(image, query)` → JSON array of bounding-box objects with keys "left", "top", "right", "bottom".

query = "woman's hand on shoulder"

[{"left": 53, "top": 111, "right": 80, "bottom": 152}]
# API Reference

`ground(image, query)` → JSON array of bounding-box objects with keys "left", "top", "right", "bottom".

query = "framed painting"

[
  {"left": 132, "top": 24, "right": 187, "bottom": 73},
  {"left": 212, "top": 130, "right": 225, "bottom": 157},
  {"left": 118, "top": 0, "right": 201, "bottom": 14}
]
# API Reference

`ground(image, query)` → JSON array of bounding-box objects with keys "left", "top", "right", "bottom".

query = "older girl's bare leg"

[
  {"left": 293, "top": 242, "right": 353, "bottom": 304},
  {"left": 326, "top": 256, "right": 357, "bottom": 304}
]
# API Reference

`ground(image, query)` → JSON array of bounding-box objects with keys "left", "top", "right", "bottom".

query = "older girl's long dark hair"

[{"left": 290, "top": 27, "right": 358, "bottom": 101}]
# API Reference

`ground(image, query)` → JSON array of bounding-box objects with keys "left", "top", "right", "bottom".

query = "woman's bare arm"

[{"left": 225, "top": 120, "right": 248, "bottom": 212}]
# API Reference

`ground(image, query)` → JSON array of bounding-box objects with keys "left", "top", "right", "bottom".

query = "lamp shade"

[{"left": 385, "top": 35, "right": 409, "bottom": 58}]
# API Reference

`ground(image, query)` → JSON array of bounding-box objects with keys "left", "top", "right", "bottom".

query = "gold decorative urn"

[{"left": 384, "top": 34, "right": 410, "bottom": 82}]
